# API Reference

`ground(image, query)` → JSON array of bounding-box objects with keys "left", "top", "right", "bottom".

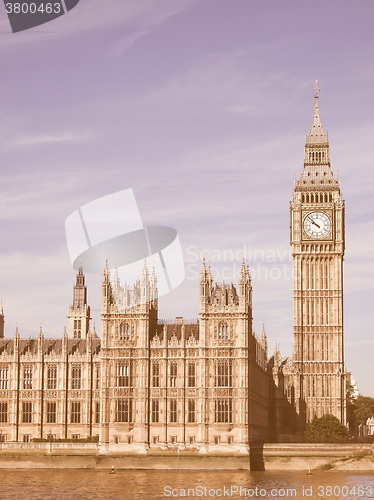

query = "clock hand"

[{"left": 307, "top": 216, "right": 320, "bottom": 229}]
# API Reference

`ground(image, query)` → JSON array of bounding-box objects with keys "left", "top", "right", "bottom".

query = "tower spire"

[
  {"left": 0, "top": 300, "right": 4, "bottom": 338},
  {"left": 295, "top": 81, "right": 339, "bottom": 188},
  {"left": 306, "top": 80, "right": 328, "bottom": 145}
]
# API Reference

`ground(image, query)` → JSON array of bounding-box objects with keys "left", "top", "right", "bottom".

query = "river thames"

[{"left": 0, "top": 470, "right": 373, "bottom": 499}]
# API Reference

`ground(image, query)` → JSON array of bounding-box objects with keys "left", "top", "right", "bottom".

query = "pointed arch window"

[
  {"left": 170, "top": 399, "right": 177, "bottom": 423},
  {"left": 215, "top": 399, "right": 232, "bottom": 423},
  {"left": 152, "top": 400, "right": 159, "bottom": 423},
  {"left": 120, "top": 322, "right": 130, "bottom": 340},
  {"left": 152, "top": 361, "right": 160, "bottom": 387},
  {"left": 71, "top": 401, "right": 81, "bottom": 423},
  {"left": 71, "top": 366, "right": 81, "bottom": 390},
  {"left": 0, "top": 367, "right": 8, "bottom": 390},
  {"left": 218, "top": 322, "right": 228, "bottom": 341},
  {"left": 115, "top": 399, "right": 132, "bottom": 423},
  {"left": 170, "top": 362, "right": 177, "bottom": 387},
  {"left": 73, "top": 319, "right": 81, "bottom": 339},
  {"left": 188, "top": 400, "right": 195, "bottom": 423},
  {"left": 116, "top": 361, "right": 130, "bottom": 387},
  {"left": 0, "top": 402, "right": 8, "bottom": 423},
  {"left": 23, "top": 367, "right": 33, "bottom": 389},
  {"left": 188, "top": 362, "right": 196, "bottom": 387},
  {"left": 22, "top": 401, "right": 33, "bottom": 423},
  {"left": 47, "top": 366, "right": 57, "bottom": 390},
  {"left": 215, "top": 359, "right": 232, "bottom": 387}
]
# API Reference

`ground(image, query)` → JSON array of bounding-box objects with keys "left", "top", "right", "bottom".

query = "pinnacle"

[{"left": 306, "top": 81, "right": 328, "bottom": 146}]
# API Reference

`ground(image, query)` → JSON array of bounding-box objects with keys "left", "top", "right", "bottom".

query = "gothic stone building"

[
  {"left": 0, "top": 85, "right": 346, "bottom": 448},
  {"left": 0, "top": 261, "right": 270, "bottom": 450}
]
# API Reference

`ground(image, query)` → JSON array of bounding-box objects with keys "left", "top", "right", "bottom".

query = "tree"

[
  {"left": 304, "top": 414, "right": 349, "bottom": 443},
  {"left": 352, "top": 396, "right": 374, "bottom": 427},
  {"left": 346, "top": 380, "right": 356, "bottom": 429}
]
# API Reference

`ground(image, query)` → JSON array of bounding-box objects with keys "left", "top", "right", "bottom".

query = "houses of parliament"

[{"left": 0, "top": 85, "right": 346, "bottom": 450}]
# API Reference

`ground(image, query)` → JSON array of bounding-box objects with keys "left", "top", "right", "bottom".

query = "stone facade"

[{"left": 0, "top": 261, "right": 271, "bottom": 450}]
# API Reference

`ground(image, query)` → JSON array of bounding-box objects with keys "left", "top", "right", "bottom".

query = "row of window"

[
  {"left": 301, "top": 192, "right": 333, "bottom": 203},
  {"left": 0, "top": 399, "right": 233, "bottom": 425},
  {"left": 0, "top": 360, "right": 233, "bottom": 391},
  {"left": 73, "top": 319, "right": 82, "bottom": 339},
  {"left": 118, "top": 322, "right": 231, "bottom": 342},
  {"left": 151, "top": 361, "right": 232, "bottom": 388},
  {"left": 307, "top": 151, "right": 326, "bottom": 163},
  {"left": 0, "top": 401, "right": 101, "bottom": 425},
  {"left": 152, "top": 399, "right": 233, "bottom": 424},
  {"left": 0, "top": 366, "right": 101, "bottom": 391}
]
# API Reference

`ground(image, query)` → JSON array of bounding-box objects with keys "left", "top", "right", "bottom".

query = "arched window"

[
  {"left": 152, "top": 400, "right": 159, "bottom": 423},
  {"left": 152, "top": 361, "right": 160, "bottom": 387},
  {"left": 215, "top": 359, "right": 231, "bottom": 387},
  {"left": 116, "top": 361, "right": 130, "bottom": 387},
  {"left": 218, "top": 322, "right": 228, "bottom": 340},
  {"left": 120, "top": 322, "right": 130, "bottom": 340}
]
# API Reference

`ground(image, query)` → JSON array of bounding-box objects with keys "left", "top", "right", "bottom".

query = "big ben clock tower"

[{"left": 290, "top": 82, "right": 346, "bottom": 425}]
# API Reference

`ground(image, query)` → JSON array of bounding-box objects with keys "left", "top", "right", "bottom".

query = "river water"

[{"left": 0, "top": 470, "right": 373, "bottom": 499}]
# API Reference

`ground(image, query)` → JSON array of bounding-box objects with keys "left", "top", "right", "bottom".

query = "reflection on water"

[{"left": 0, "top": 470, "right": 373, "bottom": 499}]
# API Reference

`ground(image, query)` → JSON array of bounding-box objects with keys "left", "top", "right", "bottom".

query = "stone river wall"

[{"left": 0, "top": 443, "right": 373, "bottom": 471}]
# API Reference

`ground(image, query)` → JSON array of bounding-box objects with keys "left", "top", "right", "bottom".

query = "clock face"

[{"left": 303, "top": 212, "right": 331, "bottom": 239}]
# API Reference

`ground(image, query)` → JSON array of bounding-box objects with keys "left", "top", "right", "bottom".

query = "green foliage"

[
  {"left": 351, "top": 396, "right": 374, "bottom": 427},
  {"left": 304, "top": 414, "right": 349, "bottom": 443}
]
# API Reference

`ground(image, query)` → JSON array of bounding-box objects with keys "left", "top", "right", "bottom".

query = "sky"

[{"left": 0, "top": 0, "right": 373, "bottom": 396}]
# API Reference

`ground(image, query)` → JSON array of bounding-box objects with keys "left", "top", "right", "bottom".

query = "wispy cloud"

[
  {"left": 108, "top": 29, "right": 150, "bottom": 58},
  {"left": 125, "top": 42, "right": 309, "bottom": 118},
  {"left": 3, "top": 130, "right": 93, "bottom": 149}
]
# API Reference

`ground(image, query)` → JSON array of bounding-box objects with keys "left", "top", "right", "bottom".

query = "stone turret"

[{"left": 68, "top": 267, "right": 91, "bottom": 339}]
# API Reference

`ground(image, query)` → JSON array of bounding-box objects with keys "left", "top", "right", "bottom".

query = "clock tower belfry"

[{"left": 290, "top": 82, "right": 346, "bottom": 425}]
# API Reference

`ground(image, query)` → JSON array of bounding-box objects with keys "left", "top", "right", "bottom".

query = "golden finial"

[{"left": 314, "top": 80, "right": 320, "bottom": 97}]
